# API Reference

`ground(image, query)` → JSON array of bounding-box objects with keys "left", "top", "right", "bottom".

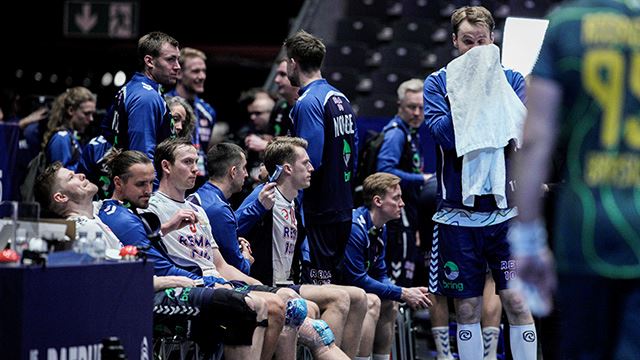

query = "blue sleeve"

[
  {"left": 100, "top": 210, "right": 207, "bottom": 281},
  {"left": 47, "top": 133, "right": 76, "bottom": 171},
  {"left": 207, "top": 205, "right": 251, "bottom": 275},
  {"left": 127, "top": 92, "right": 163, "bottom": 160},
  {"left": 377, "top": 127, "right": 424, "bottom": 185},
  {"left": 296, "top": 100, "right": 325, "bottom": 169},
  {"left": 368, "top": 234, "right": 393, "bottom": 283},
  {"left": 424, "top": 74, "right": 456, "bottom": 150},
  {"left": 235, "top": 184, "right": 268, "bottom": 237},
  {"left": 341, "top": 223, "right": 402, "bottom": 301},
  {"left": 509, "top": 71, "right": 526, "bottom": 104}
]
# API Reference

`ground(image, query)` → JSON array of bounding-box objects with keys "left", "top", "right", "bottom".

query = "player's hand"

[
  {"left": 162, "top": 209, "right": 199, "bottom": 234},
  {"left": 245, "top": 134, "right": 269, "bottom": 152},
  {"left": 508, "top": 219, "right": 557, "bottom": 317},
  {"left": 258, "top": 182, "right": 277, "bottom": 210},
  {"left": 511, "top": 248, "right": 556, "bottom": 317},
  {"left": 401, "top": 287, "right": 432, "bottom": 309},
  {"left": 239, "top": 237, "right": 254, "bottom": 264}
]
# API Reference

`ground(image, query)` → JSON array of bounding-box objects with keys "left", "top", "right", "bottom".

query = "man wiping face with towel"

[{"left": 423, "top": 6, "right": 538, "bottom": 360}]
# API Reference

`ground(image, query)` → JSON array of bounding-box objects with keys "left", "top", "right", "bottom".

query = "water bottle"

[
  {"left": 14, "top": 228, "right": 28, "bottom": 257},
  {"left": 92, "top": 231, "right": 106, "bottom": 261},
  {"left": 74, "top": 231, "right": 90, "bottom": 254}
]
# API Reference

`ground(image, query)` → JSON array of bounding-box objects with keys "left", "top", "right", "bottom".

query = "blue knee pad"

[
  {"left": 285, "top": 298, "right": 307, "bottom": 327},
  {"left": 310, "top": 319, "right": 335, "bottom": 346}
]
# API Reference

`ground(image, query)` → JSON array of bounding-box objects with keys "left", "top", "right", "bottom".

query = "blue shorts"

[
  {"left": 428, "top": 221, "right": 513, "bottom": 298},
  {"left": 302, "top": 221, "right": 351, "bottom": 284}
]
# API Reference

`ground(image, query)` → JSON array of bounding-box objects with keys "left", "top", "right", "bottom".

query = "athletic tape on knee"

[
  {"left": 298, "top": 318, "right": 336, "bottom": 350},
  {"left": 285, "top": 298, "right": 307, "bottom": 327}
]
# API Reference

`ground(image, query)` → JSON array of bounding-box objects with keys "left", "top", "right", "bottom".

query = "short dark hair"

[
  {"left": 154, "top": 138, "right": 195, "bottom": 180},
  {"left": 283, "top": 30, "right": 326, "bottom": 73},
  {"left": 106, "top": 149, "right": 152, "bottom": 182},
  {"left": 137, "top": 31, "right": 179, "bottom": 68},
  {"left": 206, "top": 142, "right": 246, "bottom": 180},
  {"left": 263, "top": 137, "right": 308, "bottom": 175},
  {"left": 362, "top": 173, "right": 401, "bottom": 209},
  {"left": 34, "top": 162, "right": 64, "bottom": 214}
]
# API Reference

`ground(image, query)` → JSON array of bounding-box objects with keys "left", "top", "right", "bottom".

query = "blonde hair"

[
  {"left": 397, "top": 78, "right": 424, "bottom": 102},
  {"left": 451, "top": 6, "right": 495, "bottom": 35},
  {"left": 264, "top": 137, "right": 308, "bottom": 175},
  {"left": 179, "top": 47, "right": 207, "bottom": 68},
  {"left": 362, "top": 173, "right": 401, "bottom": 208},
  {"left": 42, "top": 86, "right": 96, "bottom": 149}
]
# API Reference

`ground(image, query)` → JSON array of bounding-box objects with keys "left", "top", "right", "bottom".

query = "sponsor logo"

[
  {"left": 442, "top": 280, "right": 464, "bottom": 292},
  {"left": 523, "top": 330, "right": 536, "bottom": 342},
  {"left": 459, "top": 330, "right": 472, "bottom": 341},
  {"left": 444, "top": 261, "right": 459, "bottom": 280}
]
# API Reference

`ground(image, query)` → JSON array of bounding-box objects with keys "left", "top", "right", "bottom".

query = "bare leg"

[
  {"left": 429, "top": 294, "right": 454, "bottom": 360},
  {"left": 224, "top": 294, "right": 267, "bottom": 360},
  {"left": 482, "top": 275, "right": 502, "bottom": 360},
  {"left": 358, "top": 293, "right": 381, "bottom": 357},
  {"left": 250, "top": 291, "right": 286, "bottom": 360},
  {"left": 373, "top": 300, "right": 398, "bottom": 355},
  {"left": 498, "top": 288, "right": 537, "bottom": 360},
  {"left": 300, "top": 285, "right": 349, "bottom": 345},
  {"left": 300, "top": 284, "right": 368, "bottom": 358},
  {"left": 327, "top": 285, "right": 368, "bottom": 358},
  {"left": 298, "top": 317, "right": 350, "bottom": 360}
]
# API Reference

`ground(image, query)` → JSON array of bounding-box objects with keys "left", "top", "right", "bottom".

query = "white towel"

[{"left": 446, "top": 44, "right": 526, "bottom": 209}]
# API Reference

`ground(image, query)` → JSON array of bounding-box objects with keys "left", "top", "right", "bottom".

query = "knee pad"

[
  {"left": 297, "top": 318, "right": 336, "bottom": 351},
  {"left": 285, "top": 298, "right": 307, "bottom": 327}
]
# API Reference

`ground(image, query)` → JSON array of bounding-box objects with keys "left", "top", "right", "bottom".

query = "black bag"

[
  {"left": 20, "top": 134, "right": 79, "bottom": 202},
  {"left": 354, "top": 122, "right": 409, "bottom": 189},
  {"left": 20, "top": 151, "right": 48, "bottom": 203}
]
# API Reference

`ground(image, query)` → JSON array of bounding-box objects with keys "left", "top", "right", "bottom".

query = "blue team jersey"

[
  {"left": 533, "top": 0, "right": 640, "bottom": 278},
  {"left": 46, "top": 129, "right": 82, "bottom": 171},
  {"left": 102, "top": 72, "right": 175, "bottom": 161},
  {"left": 189, "top": 182, "right": 251, "bottom": 275},
  {"left": 340, "top": 206, "right": 402, "bottom": 300},
  {"left": 424, "top": 66, "right": 525, "bottom": 212},
  {"left": 98, "top": 199, "right": 220, "bottom": 286},
  {"left": 291, "top": 79, "right": 357, "bottom": 224},
  {"left": 78, "top": 135, "right": 114, "bottom": 199},
  {"left": 377, "top": 117, "right": 424, "bottom": 227}
]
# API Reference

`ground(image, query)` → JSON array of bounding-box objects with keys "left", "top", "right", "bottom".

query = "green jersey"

[{"left": 533, "top": 0, "right": 640, "bottom": 278}]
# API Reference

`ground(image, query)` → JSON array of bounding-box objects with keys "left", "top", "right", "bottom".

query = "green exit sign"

[{"left": 64, "top": 1, "right": 138, "bottom": 39}]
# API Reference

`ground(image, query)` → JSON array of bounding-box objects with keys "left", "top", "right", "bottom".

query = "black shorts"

[
  {"left": 154, "top": 287, "right": 258, "bottom": 346},
  {"left": 228, "top": 281, "right": 302, "bottom": 294},
  {"left": 303, "top": 221, "right": 352, "bottom": 284}
]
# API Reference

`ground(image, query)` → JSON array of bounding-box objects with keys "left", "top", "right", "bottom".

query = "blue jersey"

[
  {"left": 102, "top": 72, "right": 175, "bottom": 161},
  {"left": 166, "top": 90, "right": 216, "bottom": 176},
  {"left": 377, "top": 117, "right": 424, "bottom": 227},
  {"left": 340, "top": 206, "right": 402, "bottom": 301},
  {"left": 78, "top": 135, "right": 114, "bottom": 199},
  {"left": 235, "top": 183, "right": 270, "bottom": 237},
  {"left": 424, "top": 67, "right": 525, "bottom": 212},
  {"left": 98, "top": 199, "right": 221, "bottom": 286},
  {"left": 189, "top": 182, "right": 252, "bottom": 275},
  {"left": 46, "top": 129, "right": 82, "bottom": 171},
  {"left": 291, "top": 79, "right": 357, "bottom": 224}
]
